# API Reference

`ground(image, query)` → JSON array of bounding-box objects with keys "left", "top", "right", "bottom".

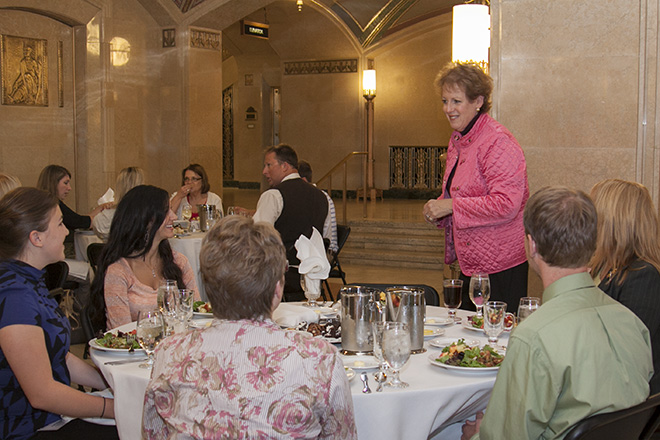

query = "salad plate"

[
  {"left": 427, "top": 354, "right": 499, "bottom": 372},
  {"left": 429, "top": 337, "right": 479, "bottom": 349},
  {"left": 193, "top": 311, "right": 213, "bottom": 317},
  {"left": 189, "top": 319, "right": 213, "bottom": 329},
  {"left": 462, "top": 320, "right": 485, "bottom": 332},
  {"left": 89, "top": 333, "right": 144, "bottom": 353}
]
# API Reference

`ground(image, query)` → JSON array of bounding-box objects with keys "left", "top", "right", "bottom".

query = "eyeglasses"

[{"left": 184, "top": 177, "right": 202, "bottom": 183}]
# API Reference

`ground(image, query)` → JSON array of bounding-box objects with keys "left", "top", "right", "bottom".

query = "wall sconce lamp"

[
  {"left": 362, "top": 69, "right": 378, "bottom": 205},
  {"left": 452, "top": 2, "right": 490, "bottom": 72}
]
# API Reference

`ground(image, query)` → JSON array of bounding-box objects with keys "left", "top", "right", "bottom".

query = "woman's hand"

[
  {"left": 423, "top": 198, "right": 453, "bottom": 223},
  {"left": 170, "top": 184, "right": 192, "bottom": 214},
  {"left": 89, "top": 202, "right": 113, "bottom": 220}
]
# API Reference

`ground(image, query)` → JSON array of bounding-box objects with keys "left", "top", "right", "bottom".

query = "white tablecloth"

[
  {"left": 74, "top": 230, "right": 102, "bottom": 262},
  {"left": 168, "top": 233, "right": 206, "bottom": 301},
  {"left": 90, "top": 308, "right": 507, "bottom": 440}
]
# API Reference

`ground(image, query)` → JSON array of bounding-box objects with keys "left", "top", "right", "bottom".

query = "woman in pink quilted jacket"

[{"left": 423, "top": 63, "right": 529, "bottom": 311}]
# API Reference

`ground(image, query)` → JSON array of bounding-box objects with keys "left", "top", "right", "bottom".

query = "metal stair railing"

[{"left": 315, "top": 151, "right": 367, "bottom": 224}]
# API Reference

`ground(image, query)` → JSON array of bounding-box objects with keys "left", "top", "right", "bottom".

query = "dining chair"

[
  {"left": 86, "top": 242, "right": 105, "bottom": 275},
  {"left": 323, "top": 225, "right": 351, "bottom": 299},
  {"left": 44, "top": 261, "right": 69, "bottom": 291},
  {"left": 345, "top": 283, "right": 440, "bottom": 307},
  {"left": 563, "top": 392, "right": 660, "bottom": 440}
]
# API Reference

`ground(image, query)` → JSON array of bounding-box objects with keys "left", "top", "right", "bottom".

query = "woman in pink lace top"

[
  {"left": 90, "top": 185, "right": 199, "bottom": 331},
  {"left": 142, "top": 216, "right": 357, "bottom": 439}
]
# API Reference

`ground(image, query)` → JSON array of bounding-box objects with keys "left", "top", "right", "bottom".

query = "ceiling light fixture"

[{"left": 452, "top": 1, "right": 490, "bottom": 72}]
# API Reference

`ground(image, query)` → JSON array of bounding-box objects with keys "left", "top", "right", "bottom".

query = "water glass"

[
  {"left": 300, "top": 274, "right": 321, "bottom": 307},
  {"left": 175, "top": 288, "right": 195, "bottom": 332},
  {"left": 181, "top": 205, "right": 192, "bottom": 222},
  {"left": 442, "top": 279, "right": 463, "bottom": 323},
  {"left": 518, "top": 297, "right": 540, "bottom": 323},
  {"left": 371, "top": 321, "right": 387, "bottom": 370},
  {"left": 483, "top": 301, "right": 507, "bottom": 347},
  {"left": 382, "top": 322, "right": 411, "bottom": 388},
  {"left": 136, "top": 310, "right": 164, "bottom": 369},
  {"left": 469, "top": 273, "right": 490, "bottom": 318},
  {"left": 158, "top": 280, "right": 179, "bottom": 335}
]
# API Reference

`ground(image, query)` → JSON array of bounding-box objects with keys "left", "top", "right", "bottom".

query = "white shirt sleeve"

[{"left": 253, "top": 189, "right": 284, "bottom": 224}]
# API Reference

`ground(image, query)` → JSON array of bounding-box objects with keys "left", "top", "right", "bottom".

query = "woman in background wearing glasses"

[{"left": 170, "top": 164, "right": 223, "bottom": 220}]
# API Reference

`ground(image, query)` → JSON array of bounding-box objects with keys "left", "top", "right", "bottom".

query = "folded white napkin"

[
  {"left": 273, "top": 302, "right": 319, "bottom": 328},
  {"left": 97, "top": 188, "right": 115, "bottom": 205},
  {"left": 295, "top": 228, "right": 330, "bottom": 279},
  {"left": 64, "top": 259, "right": 92, "bottom": 281}
]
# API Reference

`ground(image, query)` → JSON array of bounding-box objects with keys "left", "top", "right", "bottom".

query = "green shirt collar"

[{"left": 542, "top": 271, "right": 595, "bottom": 303}]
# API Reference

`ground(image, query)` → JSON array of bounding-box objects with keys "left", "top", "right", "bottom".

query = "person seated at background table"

[
  {"left": 90, "top": 185, "right": 199, "bottom": 331},
  {"left": 37, "top": 165, "right": 111, "bottom": 258},
  {"left": 0, "top": 173, "right": 21, "bottom": 199},
  {"left": 169, "top": 163, "right": 223, "bottom": 221},
  {"left": 298, "top": 159, "right": 338, "bottom": 253},
  {"left": 142, "top": 215, "right": 356, "bottom": 439},
  {"left": 92, "top": 167, "right": 145, "bottom": 241},
  {"left": 589, "top": 178, "right": 660, "bottom": 394},
  {"left": 0, "top": 187, "right": 117, "bottom": 439},
  {"left": 423, "top": 62, "right": 529, "bottom": 311},
  {"left": 461, "top": 186, "right": 653, "bottom": 440}
]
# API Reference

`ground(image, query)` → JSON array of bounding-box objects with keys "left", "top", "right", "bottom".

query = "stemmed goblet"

[
  {"left": 517, "top": 296, "right": 540, "bottom": 323},
  {"left": 469, "top": 273, "right": 490, "bottom": 318},
  {"left": 136, "top": 310, "right": 165, "bottom": 369},
  {"left": 483, "top": 301, "right": 508, "bottom": 349},
  {"left": 300, "top": 274, "right": 321, "bottom": 307},
  {"left": 371, "top": 321, "right": 388, "bottom": 386},
  {"left": 382, "top": 322, "right": 411, "bottom": 388},
  {"left": 442, "top": 279, "right": 463, "bottom": 323}
]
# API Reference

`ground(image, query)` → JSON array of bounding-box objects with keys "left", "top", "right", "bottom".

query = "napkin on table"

[
  {"left": 97, "top": 188, "right": 115, "bottom": 206},
  {"left": 295, "top": 228, "right": 331, "bottom": 295},
  {"left": 273, "top": 302, "right": 319, "bottom": 328}
]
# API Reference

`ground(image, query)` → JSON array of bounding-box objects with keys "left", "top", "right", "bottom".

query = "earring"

[{"left": 476, "top": 107, "right": 481, "bottom": 112}]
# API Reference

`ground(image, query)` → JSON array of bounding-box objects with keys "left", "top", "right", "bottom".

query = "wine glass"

[
  {"left": 300, "top": 274, "right": 321, "bottom": 307},
  {"left": 483, "top": 301, "right": 507, "bottom": 348},
  {"left": 181, "top": 205, "right": 192, "bottom": 222},
  {"left": 442, "top": 279, "right": 463, "bottom": 323},
  {"left": 518, "top": 297, "right": 540, "bottom": 323},
  {"left": 136, "top": 310, "right": 165, "bottom": 369},
  {"left": 175, "top": 289, "right": 195, "bottom": 332},
  {"left": 382, "top": 322, "right": 411, "bottom": 388},
  {"left": 158, "top": 280, "right": 179, "bottom": 335},
  {"left": 469, "top": 273, "right": 490, "bottom": 318}
]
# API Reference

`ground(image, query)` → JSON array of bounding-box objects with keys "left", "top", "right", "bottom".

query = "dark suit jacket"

[{"left": 599, "top": 260, "right": 660, "bottom": 394}]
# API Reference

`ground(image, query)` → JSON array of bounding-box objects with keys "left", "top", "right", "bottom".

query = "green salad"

[{"left": 436, "top": 339, "right": 504, "bottom": 368}]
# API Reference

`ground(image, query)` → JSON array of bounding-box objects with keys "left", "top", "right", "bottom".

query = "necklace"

[{"left": 143, "top": 258, "right": 157, "bottom": 278}]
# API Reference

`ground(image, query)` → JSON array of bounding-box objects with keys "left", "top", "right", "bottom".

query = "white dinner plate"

[
  {"left": 423, "top": 327, "right": 445, "bottom": 338},
  {"left": 193, "top": 311, "right": 213, "bottom": 317},
  {"left": 343, "top": 359, "right": 380, "bottom": 371},
  {"left": 462, "top": 320, "right": 485, "bottom": 332},
  {"left": 427, "top": 353, "right": 500, "bottom": 372},
  {"left": 313, "top": 307, "right": 340, "bottom": 318},
  {"left": 321, "top": 336, "right": 341, "bottom": 344},
  {"left": 425, "top": 317, "right": 455, "bottom": 327},
  {"left": 88, "top": 338, "right": 144, "bottom": 353},
  {"left": 189, "top": 319, "right": 213, "bottom": 329},
  {"left": 428, "top": 337, "right": 480, "bottom": 349},
  {"left": 345, "top": 367, "right": 356, "bottom": 381}
]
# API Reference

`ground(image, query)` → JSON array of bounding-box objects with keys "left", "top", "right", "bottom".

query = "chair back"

[
  {"left": 335, "top": 225, "right": 351, "bottom": 256},
  {"left": 563, "top": 393, "right": 660, "bottom": 440},
  {"left": 44, "top": 261, "right": 69, "bottom": 291},
  {"left": 346, "top": 283, "right": 440, "bottom": 307},
  {"left": 87, "top": 243, "right": 105, "bottom": 275}
]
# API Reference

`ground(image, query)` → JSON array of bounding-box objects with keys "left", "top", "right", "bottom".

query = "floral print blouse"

[{"left": 143, "top": 319, "right": 357, "bottom": 439}]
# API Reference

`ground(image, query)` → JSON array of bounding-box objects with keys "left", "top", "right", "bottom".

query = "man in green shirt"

[{"left": 462, "top": 186, "right": 653, "bottom": 440}]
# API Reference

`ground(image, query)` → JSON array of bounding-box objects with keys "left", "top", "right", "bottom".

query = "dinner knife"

[{"left": 105, "top": 357, "right": 148, "bottom": 366}]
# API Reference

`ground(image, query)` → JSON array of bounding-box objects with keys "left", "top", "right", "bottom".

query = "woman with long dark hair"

[
  {"left": 90, "top": 185, "right": 199, "bottom": 331},
  {"left": 0, "top": 188, "right": 117, "bottom": 439}
]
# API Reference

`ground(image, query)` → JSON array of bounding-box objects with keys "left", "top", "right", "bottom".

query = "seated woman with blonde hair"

[
  {"left": 0, "top": 188, "right": 117, "bottom": 439},
  {"left": 90, "top": 185, "right": 199, "bottom": 331},
  {"left": 590, "top": 178, "right": 660, "bottom": 394},
  {"left": 0, "top": 173, "right": 21, "bottom": 198},
  {"left": 92, "top": 167, "right": 145, "bottom": 241},
  {"left": 142, "top": 216, "right": 356, "bottom": 439}
]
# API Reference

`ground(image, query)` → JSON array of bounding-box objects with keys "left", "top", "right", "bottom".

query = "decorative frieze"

[
  {"left": 190, "top": 28, "right": 220, "bottom": 51},
  {"left": 284, "top": 59, "right": 357, "bottom": 75},
  {"left": 389, "top": 146, "right": 448, "bottom": 190}
]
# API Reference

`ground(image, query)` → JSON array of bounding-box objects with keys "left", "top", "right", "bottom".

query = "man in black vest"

[{"left": 253, "top": 144, "right": 329, "bottom": 301}]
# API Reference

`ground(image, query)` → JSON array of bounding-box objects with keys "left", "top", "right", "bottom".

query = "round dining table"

[
  {"left": 167, "top": 232, "right": 206, "bottom": 300},
  {"left": 90, "top": 307, "right": 508, "bottom": 440}
]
